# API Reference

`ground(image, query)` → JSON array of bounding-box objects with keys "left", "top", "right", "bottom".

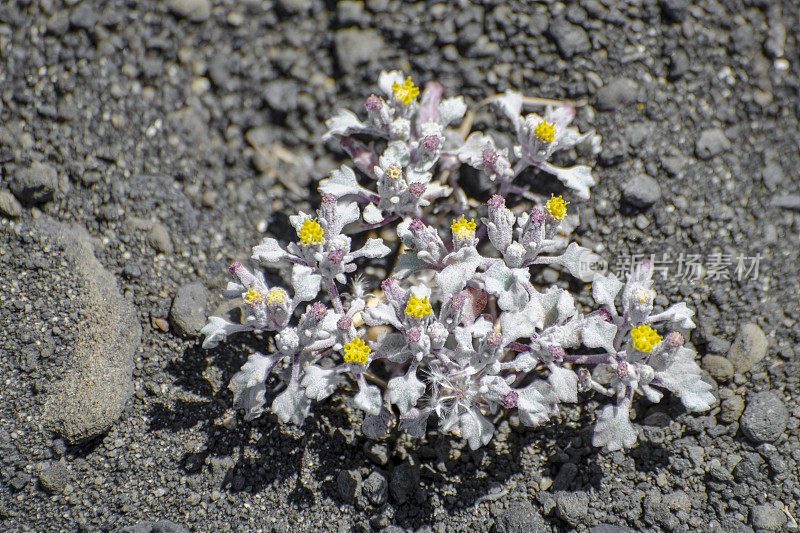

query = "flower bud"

[
  {"left": 502, "top": 390, "right": 519, "bottom": 409},
  {"left": 365, "top": 94, "right": 382, "bottom": 111},
  {"left": 408, "top": 182, "right": 426, "bottom": 198},
  {"left": 665, "top": 331, "right": 684, "bottom": 348},
  {"left": 337, "top": 316, "right": 352, "bottom": 331},
  {"left": 406, "top": 327, "right": 422, "bottom": 344},
  {"left": 577, "top": 368, "right": 592, "bottom": 392},
  {"left": 548, "top": 345, "right": 565, "bottom": 363}
]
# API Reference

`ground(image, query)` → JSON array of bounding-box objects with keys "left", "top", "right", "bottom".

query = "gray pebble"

[
  {"left": 750, "top": 504, "right": 787, "bottom": 531},
  {"left": 389, "top": 463, "right": 418, "bottom": 504},
  {"left": 148, "top": 221, "right": 174, "bottom": 254},
  {"left": 726, "top": 323, "right": 767, "bottom": 373},
  {"left": 334, "top": 28, "right": 385, "bottom": 74},
  {"left": 589, "top": 525, "right": 636, "bottom": 533},
  {"left": 770, "top": 193, "right": 800, "bottom": 211},
  {"left": 363, "top": 471, "right": 388, "bottom": 505},
  {"left": 720, "top": 395, "right": 745, "bottom": 424},
  {"left": 695, "top": 128, "right": 731, "bottom": 160},
  {"left": 10, "top": 161, "right": 59, "bottom": 205},
  {"left": 761, "top": 161, "right": 785, "bottom": 189},
  {"left": 595, "top": 78, "right": 638, "bottom": 110},
  {"left": 38, "top": 461, "right": 69, "bottom": 494},
  {"left": 740, "top": 391, "right": 788, "bottom": 443},
  {"left": 10, "top": 472, "right": 31, "bottom": 491},
  {"left": 702, "top": 355, "right": 734, "bottom": 383},
  {"left": 0, "top": 190, "right": 22, "bottom": 218},
  {"left": 336, "top": 469, "right": 362, "bottom": 505},
  {"left": 69, "top": 2, "right": 98, "bottom": 30},
  {"left": 169, "top": 282, "right": 209, "bottom": 338},
  {"left": 555, "top": 491, "right": 589, "bottom": 525},
  {"left": 263, "top": 80, "right": 299, "bottom": 113},
  {"left": 668, "top": 48, "right": 689, "bottom": 79},
  {"left": 494, "top": 500, "right": 547, "bottom": 533},
  {"left": 659, "top": 0, "right": 689, "bottom": 23},
  {"left": 167, "top": 0, "right": 211, "bottom": 22},
  {"left": 622, "top": 174, "right": 661, "bottom": 208},
  {"left": 548, "top": 18, "right": 590, "bottom": 59}
]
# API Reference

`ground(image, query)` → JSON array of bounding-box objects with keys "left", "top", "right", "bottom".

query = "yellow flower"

[
  {"left": 266, "top": 288, "right": 287, "bottom": 305},
  {"left": 545, "top": 194, "right": 569, "bottom": 220},
  {"left": 450, "top": 215, "right": 477, "bottom": 239},
  {"left": 243, "top": 288, "right": 264, "bottom": 305},
  {"left": 385, "top": 163, "right": 402, "bottom": 180},
  {"left": 534, "top": 120, "right": 556, "bottom": 143},
  {"left": 298, "top": 218, "right": 325, "bottom": 246},
  {"left": 392, "top": 76, "right": 420, "bottom": 105},
  {"left": 637, "top": 289, "right": 654, "bottom": 304},
  {"left": 343, "top": 337, "right": 371, "bottom": 364},
  {"left": 631, "top": 324, "right": 662, "bottom": 353},
  {"left": 404, "top": 294, "right": 433, "bottom": 318}
]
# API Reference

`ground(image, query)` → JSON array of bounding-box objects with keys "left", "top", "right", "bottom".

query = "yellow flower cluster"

[
  {"left": 450, "top": 215, "right": 477, "bottom": 239},
  {"left": 534, "top": 120, "right": 556, "bottom": 143},
  {"left": 298, "top": 218, "right": 325, "bottom": 246},
  {"left": 392, "top": 76, "right": 419, "bottom": 105},
  {"left": 545, "top": 194, "right": 569, "bottom": 220},
  {"left": 243, "top": 288, "right": 264, "bottom": 305},
  {"left": 343, "top": 337, "right": 371, "bottom": 364},
  {"left": 404, "top": 294, "right": 433, "bottom": 318},
  {"left": 385, "top": 163, "right": 402, "bottom": 180},
  {"left": 266, "top": 288, "right": 287, "bottom": 305},
  {"left": 631, "top": 324, "right": 662, "bottom": 353}
]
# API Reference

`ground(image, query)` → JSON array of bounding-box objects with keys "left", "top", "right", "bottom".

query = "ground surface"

[{"left": 1, "top": 0, "right": 800, "bottom": 532}]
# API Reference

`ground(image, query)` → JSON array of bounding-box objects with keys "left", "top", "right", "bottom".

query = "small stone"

[
  {"left": 39, "top": 461, "right": 69, "bottom": 494},
  {"left": 169, "top": 282, "right": 209, "bottom": 338},
  {"left": 720, "top": 395, "right": 745, "bottom": 424},
  {"left": 389, "top": 463, "right": 418, "bottom": 504},
  {"left": 276, "top": 0, "right": 312, "bottom": 14},
  {"left": 0, "top": 190, "right": 22, "bottom": 218},
  {"left": 548, "top": 18, "right": 590, "bottom": 59},
  {"left": 10, "top": 161, "right": 59, "bottom": 205},
  {"left": 726, "top": 323, "right": 767, "bottom": 373},
  {"left": 363, "top": 471, "right": 388, "bottom": 505},
  {"left": 555, "top": 491, "right": 589, "bottom": 525},
  {"left": 761, "top": 161, "right": 785, "bottom": 189},
  {"left": 10, "top": 472, "right": 31, "bottom": 491},
  {"left": 702, "top": 355, "right": 734, "bottom": 383},
  {"left": 695, "top": 128, "right": 731, "bottom": 160},
  {"left": 622, "top": 174, "right": 661, "bottom": 208},
  {"left": 152, "top": 316, "right": 170, "bottom": 333},
  {"left": 168, "top": 0, "right": 211, "bottom": 22},
  {"left": 667, "top": 49, "right": 689, "bottom": 79},
  {"left": 148, "top": 221, "right": 173, "bottom": 254},
  {"left": 69, "top": 2, "right": 98, "bottom": 30},
  {"left": 334, "top": 28, "right": 385, "bottom": 74},
  {"left": 589, "top": 525, "right": 636, "bottom": 533},
  {"left": 494, "top": 500, "right": 547, "bottom": 533},
  {"left": 750, "top": 504, "right": 787, "bottom": 531},
  {"left": 263, "top": 80, "right": 299, "bottom": 113},
  {"left": 740, "top": 391, "right": 788, "bottom": 443},
  {"left": 336, "top": 469, "right": 362, "bottom": 505},
  {"left": 596, "top": 78, "right": 638, "bottom": 110},
  {"left": 770, "top": 194, "right": 800, "bottom": 212}
]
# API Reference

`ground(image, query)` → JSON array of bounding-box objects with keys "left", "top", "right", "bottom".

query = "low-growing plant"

[{"left": 201, "top": 71, "right": 715, "bottom": 452}]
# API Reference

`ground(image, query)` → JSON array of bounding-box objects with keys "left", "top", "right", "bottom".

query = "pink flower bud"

[
  {"left": 548, "top": 345, "right": 565, "bottom": 362},
  {"left": 337, "top": 316, "right": 352, "bottom": 331},
  {"left": 228, "top": 261, "right": 242, "bottom": 274},
  {"left": 321, "top": 194, "right": 337, "bottom": 204},
  {"left": 309, "top": 302, "right": 327, "bottom": 321},
  {"left": 502, "top": 391, "right": 518, "bottom": 408},
  {"left": 487, "top": 194, "right": 505, "bottom": 209},
  {"left": 408, "top": 219, "right": 424, "bottom": 232},
  {"left": 529, "top": 208, "right": 546, "bottom": 224},
  {"left": 421, "top": 135, "right": 440, "bottom": 151},
  {"left": 666, "top": 331, "right": 684, "bottom": 348},
  {"left": 327, "top": 249, "right": 344, "bottom": 264},
  {"left": 408, "top": 182, "right": 426, "bottom": 198},
  {"left": 365, "top": 94, "right": 382, "bottom": 111},
  {"left": 482, "top": 148, "right": 498, "bottom": 168},
  {"left": 598, "top": 308, "right": 613, "bottom": 322},
  {"left": 616, "top": 360, "right": 629, "bottom": 379},
  {"left": 450, "top": 291, "right": 466, "bottom": 309},
  {"left": 487, "top": 330, "right": 503, "bottom": 347},
  {"left": 406, "top": 327, "right": 421, "bottom": 343}
]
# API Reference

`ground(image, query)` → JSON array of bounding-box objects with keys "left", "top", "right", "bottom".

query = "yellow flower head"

[
  {"left": 450, "top": 215, "right": 477, "bottom": 239},
  {"left": 392, "top": 76, "right": 420, "bottom": 105},
  {"left": 385, "top": 163, "right": 402, "bottom": 180},
  {"left": 631, "top": 324, "right": 662, "bottom": 353},
  {"left": 534, "top": 120, "right": 556, "bottom": 143},
  {"left": 343, "top": 337, "right": 371, "bottom": 365},
  {"left": 243, "top": 287, "right": 264, "bottom": 305},
  {"left": 545, "top": 194, "right": 569, "bottom": 220},
  {"left": 266, "top": 288, "right": 287, "bottom": 305},
  {"left": 298, "top": 218, "right": 325, "bottom": 246},
  {"left": 404, "top": 294, "right": 433, "bottom": 318}
]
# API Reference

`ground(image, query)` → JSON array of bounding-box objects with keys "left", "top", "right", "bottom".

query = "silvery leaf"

[{"left": 272, "top": 382, "right": 312, "bottom": 426}]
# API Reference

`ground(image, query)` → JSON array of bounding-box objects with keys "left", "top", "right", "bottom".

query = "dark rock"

[
  {"left": 363, "top": 471, "right": 388, "bottom": 506},
  {"left": 740, "top": 391, "right": 788, "bottom": 443},
  {"left": 10, "top": 161, "right": 59, "bottom": 205},
  {"left": 337, "top": 469, "right": 362, "bottom": 504},
  {"left": 38, "top": 461, "right": 69, "bottom": 494},
  {"left": 10, "top": 472, "right": 31, "bottom": 491},
  {"left": 169, "top": 282, "right": 209, "bottom": 338},
  {"left": 40, "top": 220, "right": 140, "bottom": 444},
  {"left": 547, "top": 18, "right": 590, "bottom": 59},
  {"left": 622, "top": 174, "right": 661, "bottom": 208},
  {"left": 595, "top": 78, "right": 638, "bottom": 110},
  {"left": 389, "top": 463, "right": 419, "bottom": 504},
  {"left": 695, "top": 128, "right": 731, "bottom": 160},
  {"left": 660, "top": 0, "right": 689, "bottom": 23},
  {"left": 494, "top": 500, "right": 547, "bottom": 533}
]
